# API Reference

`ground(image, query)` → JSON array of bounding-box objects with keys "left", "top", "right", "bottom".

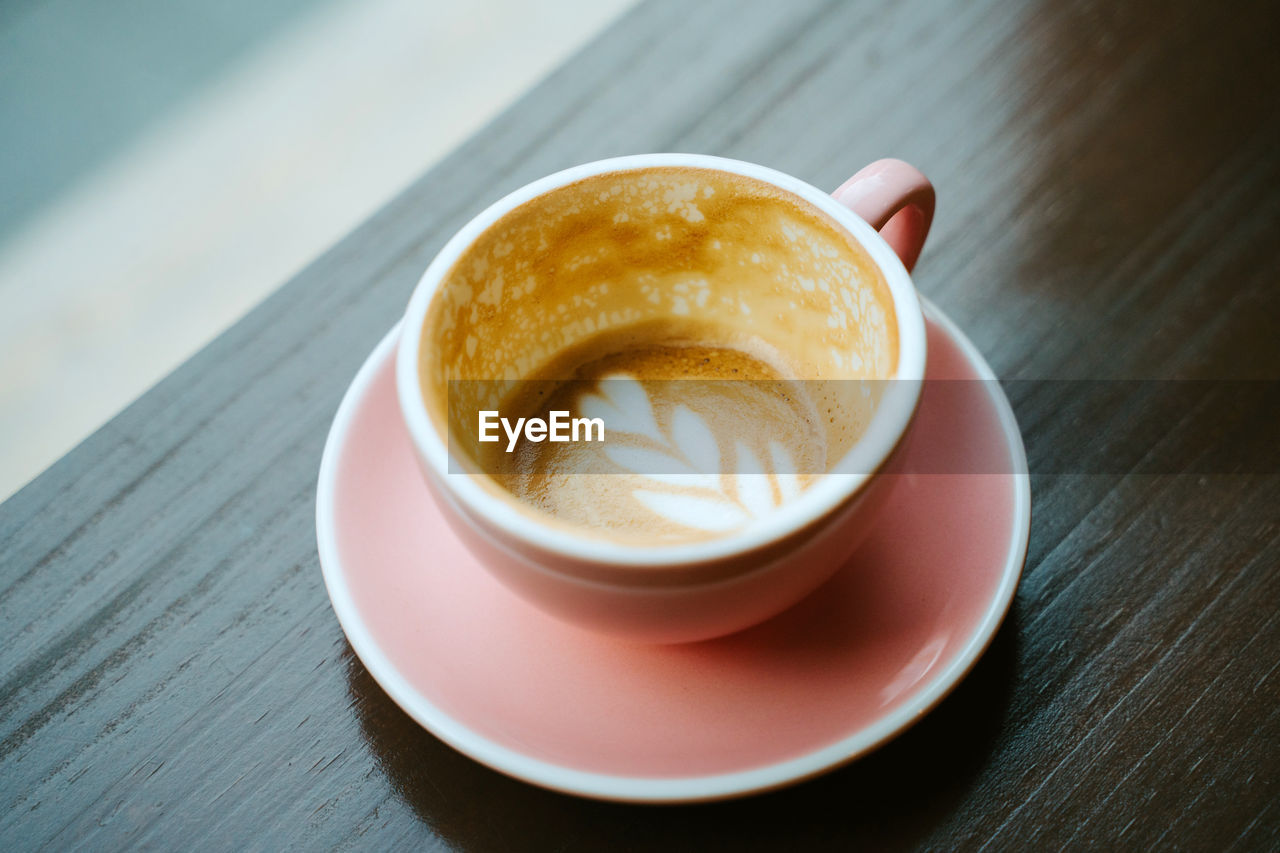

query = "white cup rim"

[{"left": 396, "top": 153, "right": 927, "bottom": 568}]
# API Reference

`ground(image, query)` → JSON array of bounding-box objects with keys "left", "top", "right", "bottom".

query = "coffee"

[
  {"left": 420, "top": 166, "right": 898, "bottom": 542},
  {"left": 478, "top": 322, "right": 828, "bottom": 542}
]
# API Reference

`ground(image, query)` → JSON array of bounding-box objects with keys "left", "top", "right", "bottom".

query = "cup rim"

[{"left": 396, "top": 153, "right": 927, "bottom": 568}]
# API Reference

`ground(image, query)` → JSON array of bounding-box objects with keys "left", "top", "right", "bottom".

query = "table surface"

[{"left": 3, "top": 0, "right": 1277, "bottom": 848}]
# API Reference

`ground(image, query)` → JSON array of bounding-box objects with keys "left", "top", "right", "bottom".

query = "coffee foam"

[
  {"left": 480, "top": 329, "right": 832, "bottom": 543},
  {"left": 420, "top": 166, "right": 897, "bottom": 540}
]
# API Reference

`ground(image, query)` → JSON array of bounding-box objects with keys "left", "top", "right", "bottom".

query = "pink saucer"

[{"left": 316, "top": 300, "right": 1029, "bottom": 802}]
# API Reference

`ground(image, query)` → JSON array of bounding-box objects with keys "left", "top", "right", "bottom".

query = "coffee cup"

[{"left": 397, "top": 154, "right": 933, "bottom": 643}]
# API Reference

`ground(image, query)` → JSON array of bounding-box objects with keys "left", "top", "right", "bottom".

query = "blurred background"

[{"left": 0, "top": 0, "right": 635, "bottom": 499}]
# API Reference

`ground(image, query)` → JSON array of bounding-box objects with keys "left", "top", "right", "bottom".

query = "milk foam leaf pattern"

[
  {"left": 602, "top": 445, "right": 721, "bottom": 492},
  {"left": 770, "top": 441, "right": 803, "bottom": 501},
  {"left": 669, "top": 405, "right": 721, "bottom": 474},
  {"left": 576, "top": 375, "right": 663, "bottom": 443},
  {"left": 632, "top": 491, "right": 750, "bottom": 533},
  {"left": 733, "top": 443, "right": 778, "bottom": 517},
  {"left": 579, "top": 374, "right": 803, "bottom": 534}
]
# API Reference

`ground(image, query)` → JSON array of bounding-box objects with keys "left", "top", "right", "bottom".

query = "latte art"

[{"left": 486, "top": 334, "right": 827, "bottom": 542}]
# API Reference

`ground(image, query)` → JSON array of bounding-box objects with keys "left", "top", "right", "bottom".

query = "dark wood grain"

[{"left": 2, "top": 0, "right": 1277, "bottom": 848}]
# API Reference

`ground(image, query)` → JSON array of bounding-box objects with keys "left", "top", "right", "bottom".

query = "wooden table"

[{"left": 3, "top": 0, "right": 1276, "bottom": 848}]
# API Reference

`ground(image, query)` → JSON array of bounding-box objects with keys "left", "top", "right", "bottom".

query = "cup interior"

[
  {"left": 397, "top": 156, "right": 925, "bottom": 561},
  {"left": 424, "top": 168, "right": 895, "bottom": 452}
]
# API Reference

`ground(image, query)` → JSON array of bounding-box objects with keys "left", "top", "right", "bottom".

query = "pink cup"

[{"left": 397, "top": 154, "right": 934, "bottom": 643}]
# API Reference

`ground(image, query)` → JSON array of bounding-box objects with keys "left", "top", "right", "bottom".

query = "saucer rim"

[{"left": 315, "top": 298, "right": 1030, "bottom": 803}]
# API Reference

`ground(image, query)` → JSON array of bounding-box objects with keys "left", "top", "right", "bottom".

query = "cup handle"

[{"left": 832, "top": 159, "right": 935, "bottom": 273}]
